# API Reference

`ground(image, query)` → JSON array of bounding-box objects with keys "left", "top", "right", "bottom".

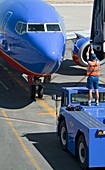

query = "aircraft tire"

[
  {"left": 38, "top": 85, "right": 43, "bottom": 99},
  {"left": 30, "top": 85, "right": 36, "bottom": 101}
]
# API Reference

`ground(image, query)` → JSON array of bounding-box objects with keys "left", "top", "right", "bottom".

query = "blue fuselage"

[{"left": 0, "top": 0, "right": 66, "bottom": 77}]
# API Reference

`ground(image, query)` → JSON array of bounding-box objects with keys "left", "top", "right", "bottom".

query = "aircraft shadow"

[
  {"left": 25, "top": 132, "right": 105, "bottom": 170},
  {"left": 57, "top": 59, "right": 86, "bottom": 76},
  {"left": 25, "top": 132, "right": 81, "bottom": 170},
  {"left": 0, "top": 83, "right": 32, "bottom": 109},
  {"left": 44, "top": 82, "right": 86, "bottom": 96},
  {"left": 0, "top": 64, "right": 32, "bottom": 109}
]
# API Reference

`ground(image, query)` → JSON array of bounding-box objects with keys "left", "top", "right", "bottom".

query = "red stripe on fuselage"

[{"left": 0, "top": 49, "right": 50, "bottom": 77}]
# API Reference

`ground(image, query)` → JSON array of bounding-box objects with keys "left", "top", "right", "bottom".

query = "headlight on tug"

[{"left": 97, "top": 130, "right": 105, "bottom": 135}]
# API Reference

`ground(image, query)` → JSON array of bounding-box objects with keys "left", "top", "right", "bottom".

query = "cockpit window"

[
  {"left": 16, "top": 22, "right": 62, "bottom": 35},
  {"left": 28, "top": 23, "right": 61, "bottom": 32},
  {"left": 21, "top": 23, "right": 27, "bottom": 34},
  {"left": 46, "top": 24, "right": 61, "bottom": 31},
  {"left": 16, "top": 22, "right": 22, "bottom": 33},
  {"left": 15, "top": 22, "right": 27, "bottom": 35},
  {"left": 28, "top": 24, "right": 44, "bottom": 32}
]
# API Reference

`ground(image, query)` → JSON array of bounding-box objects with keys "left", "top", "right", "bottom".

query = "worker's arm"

[
  {"left": 86, "top": 45, "right": 94, "bottom": 61},
  {"left": 90, "top": 45, "right": 94, "bottom": 54},
  {"left": 98, "top": 60, "right": 100, "bottom": 71},
  {"left": 86, "top": 46, "right": 90, "bottom": 61}
]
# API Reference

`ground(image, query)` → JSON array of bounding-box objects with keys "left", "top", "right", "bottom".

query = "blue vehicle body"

[{"left": 57, "top": 86, "right": 105, "bottom": 169}]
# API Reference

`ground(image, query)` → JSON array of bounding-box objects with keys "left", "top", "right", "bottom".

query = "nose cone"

[{"left": 29, "top": 32, "right": 65, "bottom": 74}]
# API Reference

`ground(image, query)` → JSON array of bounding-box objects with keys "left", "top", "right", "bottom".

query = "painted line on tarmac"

[
  {"left": 37, "top": 99, "right": 56, "bottom": 118},
  {"left": 99, "top": 79, "right": 105, "bottom": 85},
  {"left": 0, "top": 115, "right": 55, "bottom": 126},
  {"left": 74, "top": 76, "right": 105, "bottom": 87},
  {"left": 0, "top": 80, "right": 9, "bottom": 90},
  {"left": 1, "top": 110, "right": 41, "bottom": 170},
  {"left": 74, "top": 75, "right": 86, "bottom": 86},
  {"left": 37, "top": 112, "right": 52, "bottom": 116}
]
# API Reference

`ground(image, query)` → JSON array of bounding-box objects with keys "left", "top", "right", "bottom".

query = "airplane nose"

[
  {"left": 42, "top": 34, "right": 65, "bottom": 73},
  {"left": 29, "top": 33, "right": 65, "bottom": 74}
]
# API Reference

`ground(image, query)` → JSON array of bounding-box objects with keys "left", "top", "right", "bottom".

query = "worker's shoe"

[
  {"left": 95, "top": 101, "right": 99, "bottom": 106},
  {"left": 88, "top": 101, "right": 91, "bottom": 106}
]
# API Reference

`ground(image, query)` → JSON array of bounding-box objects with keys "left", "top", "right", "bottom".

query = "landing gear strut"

[
  {"left": 29, "top": 76, "right": 43, "bottom": 101},
  {"left": 43, "top": 75, "right": 51, "bottom": 83}
]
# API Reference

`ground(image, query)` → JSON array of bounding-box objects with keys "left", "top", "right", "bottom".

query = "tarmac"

[{"left": 46, "top": 0, "right": 93, "bottom": 4}]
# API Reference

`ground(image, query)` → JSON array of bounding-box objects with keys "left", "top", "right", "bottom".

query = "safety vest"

[{"left": 87, "top": 60, "right": 100, "bottom": 76}]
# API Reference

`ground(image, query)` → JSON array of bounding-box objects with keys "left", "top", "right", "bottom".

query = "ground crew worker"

[{"left": 86, "top": 45, "right": 100, "bottom": 106}]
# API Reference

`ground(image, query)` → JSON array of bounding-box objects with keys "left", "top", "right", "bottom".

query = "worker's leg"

[
  {"left": 95, "top": 89, "right": 99, "bottom": 100},
  {"left": 87, "top": 77, "right": 93, "bottom": 106},
  {"left": 95, "top": 89, "right": 99, "bottom": 105},
  {"left": 88, "top": 89, "right": 92, "bottom": 101},
  {"left": 94, "top": 76, "right": 99, "bottom": 105}
]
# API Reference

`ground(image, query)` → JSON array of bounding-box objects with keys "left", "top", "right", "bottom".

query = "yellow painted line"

[
  {"left": 44, "top": 97, "right": 52, "bottom": 100},
  {"left": 1, "top": 110, "right": 41, "bottom": 170},
  {"left": 37, "top": 99, "right": 56, "bottom": 118},
  {"left": 37, "top": 112, "right": 51, "bottom": 116},
  {"left": 2, "top": 109, "right": 22, "bottom": 112}
]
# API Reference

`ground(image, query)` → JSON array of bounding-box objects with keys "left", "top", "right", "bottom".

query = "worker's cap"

[{"left": 91, "top": 53, "right": 96, "bottom": 59}]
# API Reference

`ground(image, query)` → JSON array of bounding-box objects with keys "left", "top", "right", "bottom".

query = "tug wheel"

[
  {"left": 77, "top": 135, "right": 88, "bottom": 170},
  {"left": 59, "top": 120, "right": 68, "bottom": 151}
]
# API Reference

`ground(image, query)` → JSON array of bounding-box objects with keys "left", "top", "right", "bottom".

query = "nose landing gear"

[
  {"left": 30, "top": 83, "right": 43, "bottom": 101},
  {"left": 29, "top": 76, "right": 43, "bottom": 101}
]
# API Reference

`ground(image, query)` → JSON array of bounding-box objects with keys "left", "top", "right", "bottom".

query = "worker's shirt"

[{"left": 87, "top": 59, "right": 100, "bottom": 76}]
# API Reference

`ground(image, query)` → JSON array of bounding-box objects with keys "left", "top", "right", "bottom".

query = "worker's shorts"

[{"left": 87, "top": 76, "right": 99, "bottom": 89}]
